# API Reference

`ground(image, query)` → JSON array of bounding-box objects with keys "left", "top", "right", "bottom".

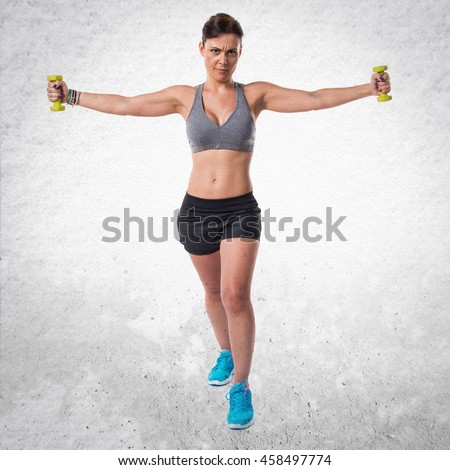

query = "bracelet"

[{"left": 67, "top": 89, "right": 81, "bottom": 107}]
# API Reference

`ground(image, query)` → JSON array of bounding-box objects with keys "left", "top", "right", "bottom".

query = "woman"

[{"left": 47, "top": 13, "right": 391, "bottom": 430}]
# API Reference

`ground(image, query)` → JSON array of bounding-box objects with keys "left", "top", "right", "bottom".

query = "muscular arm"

[
  {"left": 253, "top": 81, "right": 372, "bottom": 113},
  {"left": 311, "top": 84, "right": 372, "bottom": 109},
  {"left": 78, "top": 85, "right": 189, "bottom": 117}
]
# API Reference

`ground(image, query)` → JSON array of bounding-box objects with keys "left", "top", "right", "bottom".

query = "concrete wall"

[{"left": 1, "top": 0, "right": 449, "bottom": 449}]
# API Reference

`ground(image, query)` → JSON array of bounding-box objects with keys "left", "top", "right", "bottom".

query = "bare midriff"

[{"left": 187, "top": 149, "right": 253, "bottom": 199}]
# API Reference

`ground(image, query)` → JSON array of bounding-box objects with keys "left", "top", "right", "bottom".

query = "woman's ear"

[{"left": 198, "top": 41, "right": 205, "bottom": 57}]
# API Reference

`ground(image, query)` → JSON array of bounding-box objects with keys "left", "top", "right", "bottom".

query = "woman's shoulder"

[
  {"left": 160, "top": 85, "right": 200, "bottom": 118},
  {"left": 240, "top": 81, "right": 276, "bottom": 97},
  {"left": 167, "top": 84, "right": 199, "bottom": 95},
  {"left": 241, "top": 81, "right": 275, "bottom": 92},
  {"left": 240, "top": 82, "right": 273, "bottom": 107},
  {"left": 165, "top": 84, "right": 198, "bottom": 107}
]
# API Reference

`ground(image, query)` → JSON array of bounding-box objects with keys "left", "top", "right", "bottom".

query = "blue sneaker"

[
  {"left": 226, "top": 380, "right": 254, "bottom": 429},
  {"left": 208, "top": 350, "right": 234, "bottom": 386}
]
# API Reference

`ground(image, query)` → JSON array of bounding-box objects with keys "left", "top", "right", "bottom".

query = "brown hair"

[{"left": 201, "top": 13, "right": 244, "bottom": 45}]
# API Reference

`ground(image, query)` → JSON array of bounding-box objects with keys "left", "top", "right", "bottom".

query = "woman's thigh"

[
  {"left": 220, "top": 237, "right": 260, "bottom": 299},
  {"left": 188, "top": 250, "right": 221, "bottom": 294}
]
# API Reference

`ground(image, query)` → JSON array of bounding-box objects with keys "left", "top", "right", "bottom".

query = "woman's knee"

[
  {"left": 204, "top": 284, "right": 221, "bottom": 302},
  {"left": 221, "top": 287, "right": 251, "bottom": 313}
]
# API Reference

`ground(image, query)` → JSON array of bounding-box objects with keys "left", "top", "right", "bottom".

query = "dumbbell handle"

[
  {"left": 47, "top": 74, "right": 65, "bottom": 111},
  {"left": 372, "top": 65, "right": 392, "bottom": 102}
]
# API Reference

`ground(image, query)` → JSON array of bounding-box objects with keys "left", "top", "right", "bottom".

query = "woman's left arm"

[{"left": 254, "top": 72, "right": 391, "bottom": 113}]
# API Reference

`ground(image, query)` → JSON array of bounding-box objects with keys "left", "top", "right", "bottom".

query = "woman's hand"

[
  {"left": 47, "top": 79, "right": 68, "bottom": 104},
  {"left": 369, "top": 72, "right": 391, "bottom": 97}
]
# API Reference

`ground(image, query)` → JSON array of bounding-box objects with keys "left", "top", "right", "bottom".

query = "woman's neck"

[{"left": 204, "top": 76, "right": 235, "bottom": 91}]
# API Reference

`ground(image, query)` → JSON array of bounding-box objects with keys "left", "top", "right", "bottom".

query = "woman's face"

[{"left": 199, "top": 33, "right": 242, "bottom": 82}]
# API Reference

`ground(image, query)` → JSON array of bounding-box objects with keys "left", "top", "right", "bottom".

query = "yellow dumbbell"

[
  {"left": 372, "top": 66, "right": 392, "bottom": 102},
  {"left": 47, "top": 74, "right": 65, "bottom": 111}
]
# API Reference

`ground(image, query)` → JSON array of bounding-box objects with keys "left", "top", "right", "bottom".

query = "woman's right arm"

[{"left": 47, "top": 80, "right": 189, "bottom": 117}]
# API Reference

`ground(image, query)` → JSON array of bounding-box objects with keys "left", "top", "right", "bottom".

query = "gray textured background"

[{"left": 1, "top": 0, "right": 449, "bottom": 450}]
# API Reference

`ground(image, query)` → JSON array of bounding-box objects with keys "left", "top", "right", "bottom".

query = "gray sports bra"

[{"left": 186, "top": 82, "right": 256, "bottom": 154}]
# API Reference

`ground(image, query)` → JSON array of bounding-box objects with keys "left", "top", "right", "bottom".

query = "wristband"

[{"left": 67, "top": 89, "right": 81, "bottom": 107}]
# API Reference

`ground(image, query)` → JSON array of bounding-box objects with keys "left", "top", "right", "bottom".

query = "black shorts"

[{"left": 176, "top": 191, "right": 262, "bottom": 255}]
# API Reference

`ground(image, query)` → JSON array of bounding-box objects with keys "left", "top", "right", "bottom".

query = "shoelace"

[
  {"left": 212, "top": 354, "right": 231, "bottom": 371},
  {"left": 226, "top": 387, "right": 248, "bottom": 411}
]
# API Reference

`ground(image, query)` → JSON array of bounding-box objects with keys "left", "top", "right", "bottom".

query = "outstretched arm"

[
  {"left": 254, "top": 71, "right": 391, "bottom": 113},
  {"left": 77, "top": 86, "right": 190, "bottom": 116},
  {"left": 47, "top": 80, "right": 189, "bottom": 117}
]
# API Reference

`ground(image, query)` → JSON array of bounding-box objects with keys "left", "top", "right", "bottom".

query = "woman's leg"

[
  {"left": 188, "top": 250, "right": 231, "bottom": 351},
  {"left": 219, "top": 237, "right": 260, "bottom": 384}
]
